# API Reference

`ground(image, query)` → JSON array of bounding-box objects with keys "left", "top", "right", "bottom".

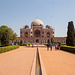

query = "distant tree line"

[
  {"left": 66, "top": 21, "right": 75, "bottom": 46},
  {"left": 0, "top": 25, "right": 17, "bottom": 46}
]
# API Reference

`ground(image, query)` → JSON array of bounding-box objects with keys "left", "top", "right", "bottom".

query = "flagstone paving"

[
  {"left": 0, "top": 46, "right": 36, "bottom": 75},
  {"left": 39, "top": 47, "right": 75, "bottom": 75}
]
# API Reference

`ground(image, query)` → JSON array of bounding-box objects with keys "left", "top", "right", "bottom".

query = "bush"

[
  {"left": 61, "top": 44, "right": 66, "bottom": 45},
  {"left": 20, "top": 44, "right": 27, "bottom": 46},
  {"left": 20, "top": 43, "right": 31, "bottom": 46},
  {"left": 0, "top": 45, "right": 19, "bottom": 53},
  {"left": 44, "top": 43, "right": 48, "bottom": 46},
  {"left": 60, "top": 45, "right": 75, "bottom": 53}
]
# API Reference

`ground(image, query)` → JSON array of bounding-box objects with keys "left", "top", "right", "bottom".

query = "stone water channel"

[{"left": 35, "top": 47, "right": 42, "bottom": 75}]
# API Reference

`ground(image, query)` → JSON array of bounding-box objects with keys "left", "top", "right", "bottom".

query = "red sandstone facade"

[{"left": 17, "top": 19, "right": 66, "bottom": 44}]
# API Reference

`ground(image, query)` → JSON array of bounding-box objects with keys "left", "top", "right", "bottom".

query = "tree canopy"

[
  {"left": 66, "top": 21, "right": 75, "bottom": 46},
  {"left": 51, "top": 38, "right": 54, "bottom": 44},
  {"left": 0, "top": 25, "right": 17, "bottom": 46}
]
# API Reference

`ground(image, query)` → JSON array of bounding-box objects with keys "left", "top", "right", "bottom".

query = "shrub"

[
  {"left": 20, "top": 44, "right": 27, "bottom": 46},
  {"left": 0, "top": 45, "right": 19, "bottom": 53},
  {"left": 44, "top": 43, "right": 48, "bottom": 46},
  {"left": 61, "top": 44, "right": 66, "bottom": 45},
  {"left": 20, "top": 43, "right": 31, "bottom": 46},
  {"left": 60, "top": 45, "right": 75, "bottom": 53}
]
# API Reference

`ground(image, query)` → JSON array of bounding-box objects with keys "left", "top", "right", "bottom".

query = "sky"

[{"left": 0, "top": 0, "right": 75, "bottom": 37}]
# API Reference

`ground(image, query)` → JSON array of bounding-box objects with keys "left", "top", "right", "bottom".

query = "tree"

[
  {"left": 20, "top": 40, "right": 22, "bottom": 44},
  {"left": 10, "top": 33, "right": 17, "bottom": 43},
  {"left": 1, "top": 30, "right": 9, "bottom": 46},
  {"left": 51, "top": 38, "right": 54, "bottom": 44},
  {"left": 74, "top": 29, "right": 75, "bottom": 37},
  {"left": 0, "top": 25, "right": 17, "bottom": 46},
  {"left": 47, "top": 39, "right": 50, "bottom": 43},
  {"left": 66, "top": 21, "right": 75, "bottom": 46},
  {"left": 17, "top": 41, "right": 20, "bottom": 45}
]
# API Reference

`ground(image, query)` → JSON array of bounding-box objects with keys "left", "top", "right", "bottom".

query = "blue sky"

[{"left": 0, "top": 0, "right": 75, "bottom": 37}]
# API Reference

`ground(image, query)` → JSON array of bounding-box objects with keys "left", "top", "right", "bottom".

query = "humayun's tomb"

[{"left": 17, "top": 19, "right": 66, "bottom": 44}]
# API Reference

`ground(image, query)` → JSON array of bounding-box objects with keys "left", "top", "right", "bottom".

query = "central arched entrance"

[
  {"left": 34, "top": 30, "right": 40, "bottom": 37},
  {"left": 36, "top": 39, "right": 39, "bottom": 43}
]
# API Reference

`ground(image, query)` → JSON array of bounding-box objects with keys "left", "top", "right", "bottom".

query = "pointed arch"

[
  {"left": 47, "top": 32, "right": 50, "bottom": 37},
  {"left": 25, "top": 32, "right": 28, "bottom": 37},
  {"left": 34, "top": 30, "right": 40, "bottom": 37}
]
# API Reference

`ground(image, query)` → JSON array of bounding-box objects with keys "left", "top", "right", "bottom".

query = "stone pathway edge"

[
  {"left": 30, "top": 47, "right": 47, "bottom": 75},
  {"left": 39, "top": 48, "right": 47, "bottom": 75}
]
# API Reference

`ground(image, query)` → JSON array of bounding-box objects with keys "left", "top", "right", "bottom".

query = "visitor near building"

[
  {"left": 47, "top": 43, "right": 50, "bottom": 51},
  {"left": 58, "top": 43, "right": 61, "bottom": 50},
  {"left": 32, "top": 43, "right": 34, "bottom": 47},
  {"left": 55, "top": 44, "right": 57, "bottom": 50},
  {"left": 12, "top": 43, "right": 14, "bottom": 46},
  {"left": 50, "top": 43, "right": 53, "bottom": 51}
]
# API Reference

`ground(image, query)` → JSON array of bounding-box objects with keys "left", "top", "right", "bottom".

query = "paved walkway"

[
  {"left": 0, "top": 46, "right": 36, "bottom": 75},
  {"left": 39, "top": 47, "right": 75, "bottom": 75},
  {"left": 0, "top": 46, "right": 75, "bottom": 75}
]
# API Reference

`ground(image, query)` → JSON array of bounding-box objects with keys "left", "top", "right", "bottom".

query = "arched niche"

[
  {"left": 34, "top": 30, "right": 40, "bottom": 37},
  {"left": 47, "top": 32, "right": 50, "bottom": 37},
  {"left": 25, "top": 32, "right": 28, "bottom": 37}
]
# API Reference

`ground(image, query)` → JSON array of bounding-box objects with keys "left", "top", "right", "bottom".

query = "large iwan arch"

[{"left": 34, "top": 30, "right": 40, "bottom": 37}]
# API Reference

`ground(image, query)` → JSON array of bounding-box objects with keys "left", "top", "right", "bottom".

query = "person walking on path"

[
  {"left": 55, "top": 44, "right": 57, "bottom": 50},
  {"left": 58, "top": 43, "right": 61, "bottom": 50},
  {"left": 47, "top": 43, "right": 49, "bottom": 51},
  {"left": 32, "top": 43, "right": 33, "bottom": 47},
  {"left": 50, "top": 43, "right": 53, "bottom": 51}
]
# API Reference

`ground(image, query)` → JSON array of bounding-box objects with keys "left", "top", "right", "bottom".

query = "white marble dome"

[{"left": 31, "top": 19, "right": 44, "bottom": 26}]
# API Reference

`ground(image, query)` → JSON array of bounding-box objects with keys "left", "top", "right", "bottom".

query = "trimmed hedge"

[
  {"left": 60, "top": 45, "right": 75, "bottom": 53},
  {"left": 20, "top": 44, "right": 27, "bottom": 46},
  {"left": 0, "top": 45, "right": 19, "bottom": 53},
  {"left": 20, "top": 43, "right": 31, "bottom": 46},
  {"left": 44, "top": 43, "right": 47, "bottom": 46}
]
